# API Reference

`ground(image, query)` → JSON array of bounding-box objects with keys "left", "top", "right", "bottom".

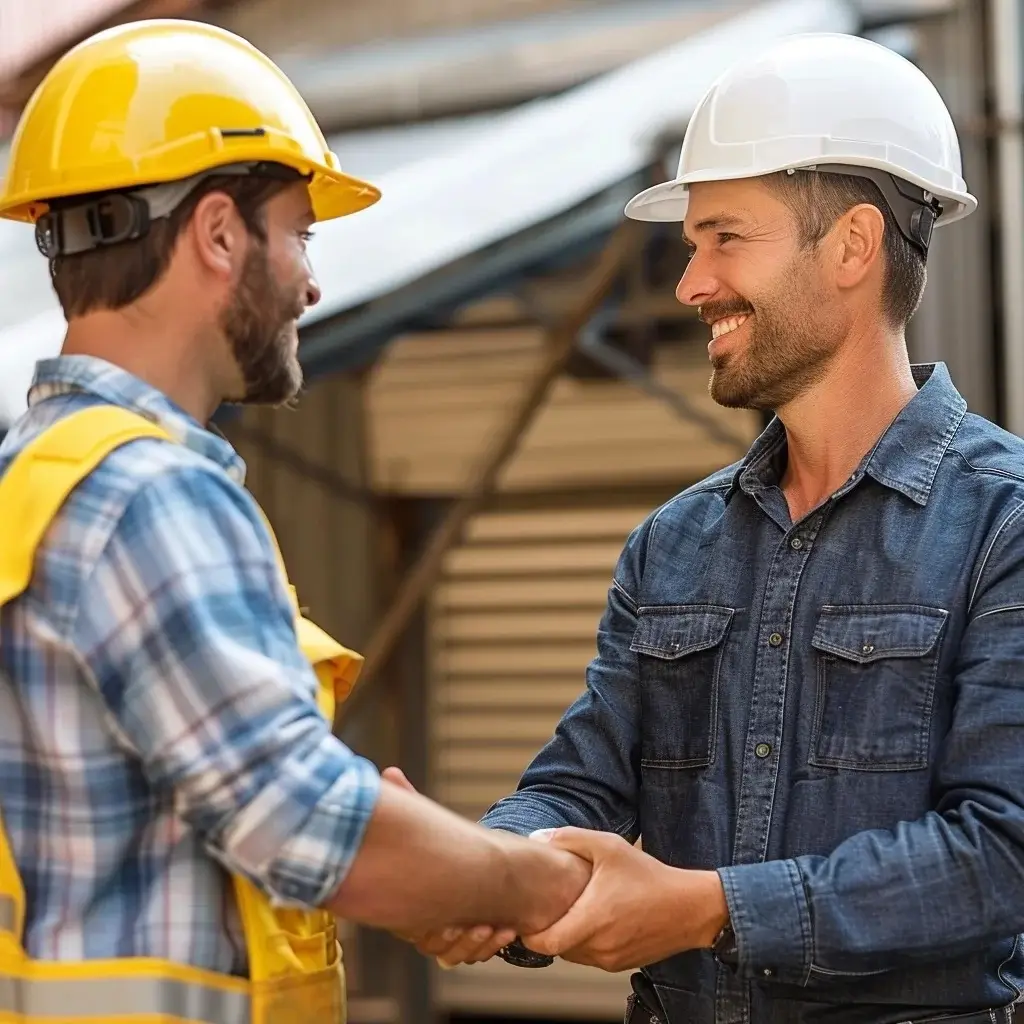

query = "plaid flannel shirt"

[{"left": 0, "top": 355, "right": 380, "bottom": 974}]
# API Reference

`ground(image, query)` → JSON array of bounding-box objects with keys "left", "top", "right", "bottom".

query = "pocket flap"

[
  {"left": 812, "top": 605, "right": 947, "bottom": 664},
  {"left": 630, "top": 605, "right": 734, "bottom": 660}
]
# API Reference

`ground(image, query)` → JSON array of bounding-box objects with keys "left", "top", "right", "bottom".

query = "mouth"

[{"left": 710, "top": 313, "right": 750, "bottom": 340}]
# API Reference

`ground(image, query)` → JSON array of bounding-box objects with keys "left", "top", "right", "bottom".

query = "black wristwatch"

[
  {"left": 712, "top": 921, "right": 738, "bottom": 966},
  {"left": 496, "top": 938, "right": 554, "bottom": 968}
]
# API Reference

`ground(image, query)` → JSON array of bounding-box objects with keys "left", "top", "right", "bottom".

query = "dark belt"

[{"left": 623, "top": 980, "right": 1016, "bottom": 1024}]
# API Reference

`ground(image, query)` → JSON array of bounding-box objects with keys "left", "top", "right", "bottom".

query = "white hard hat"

[{"left": 625, "top": 33, "right": 976, "bottom": 251}]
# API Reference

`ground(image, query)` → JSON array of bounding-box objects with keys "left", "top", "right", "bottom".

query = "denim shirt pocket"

[
  {"left": 630, "top": 604, "right": 734, "bottom": 768},
  {"left": 809, "top": 604, "right": 948, "bottom": 771}
]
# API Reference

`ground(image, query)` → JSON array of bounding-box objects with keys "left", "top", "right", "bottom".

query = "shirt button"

[
  {"left": 755, "top": 742, "right": 772, "bottom": 758},
  {"left": 790, "top": 537, "right": 804, "bottom": 550},
  {"left": 768, "top": 632, "right": 784, "bottom": 647}
]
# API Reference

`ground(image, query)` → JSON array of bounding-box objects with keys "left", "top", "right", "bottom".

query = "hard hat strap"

[
  {"left": 798, "top": 163, "right": 942, "bottom": 257},
  {"left": 34, "top": 161, "right": 306, "bottom": 258}
]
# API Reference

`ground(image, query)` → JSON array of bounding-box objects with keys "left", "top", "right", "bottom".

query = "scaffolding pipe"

[{"left": 342, "top": 221, "right": 637, "bottom": 712}]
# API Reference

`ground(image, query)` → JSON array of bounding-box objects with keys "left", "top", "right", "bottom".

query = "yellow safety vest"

[{"left": 0, "top": 405, "right": 365, "bottom": 1024}]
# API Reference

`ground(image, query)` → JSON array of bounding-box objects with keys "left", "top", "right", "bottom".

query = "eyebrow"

[{"left": 681, "top": 213, "right": 746, "bottom": 245}]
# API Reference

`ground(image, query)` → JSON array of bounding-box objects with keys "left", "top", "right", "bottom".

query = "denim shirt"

[{"left": 481, "top": 364, "right": 1024, "bottom": 1024}]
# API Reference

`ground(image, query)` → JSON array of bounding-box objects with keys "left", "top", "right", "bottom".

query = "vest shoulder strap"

[{"left": 0, "top": 405, "right": 171, "bottom": 609}]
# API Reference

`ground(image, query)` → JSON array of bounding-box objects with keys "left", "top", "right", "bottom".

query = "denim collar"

[{"left": 734, "top": 363, "right": 967, "bottom": 507}]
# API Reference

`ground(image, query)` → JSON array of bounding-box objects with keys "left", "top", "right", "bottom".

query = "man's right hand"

[{"left": 380, "top": 766, "right": 588, "bottom": 967}]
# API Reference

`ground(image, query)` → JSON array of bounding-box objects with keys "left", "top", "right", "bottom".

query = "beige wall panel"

[
  {"left": 428, "top": 502, "right": 646, "bottom": 1016},
  {"left": 223, "top": 373, "right": 377, "bottom": 652},
  {"left": 366, "top": 328, "right": 759, "bottom": 494}
]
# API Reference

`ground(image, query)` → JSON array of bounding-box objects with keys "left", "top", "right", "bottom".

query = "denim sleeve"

[
  {"left": 720, "top": 499, "right": 1024, "bottom": 984},
  {"left": 479, "top": 528, "right": 645, "bottom": 839}
]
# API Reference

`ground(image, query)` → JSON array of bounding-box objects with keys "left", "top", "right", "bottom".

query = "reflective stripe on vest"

[{"left": 0, "top": 973, "right": 250, "bottom": 1023}]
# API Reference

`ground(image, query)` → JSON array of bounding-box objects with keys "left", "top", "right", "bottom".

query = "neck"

[
  {"left": 775, "top": 325, "right": 918, "bottom": 522},
  {"left": 62, "top": 308, "right": 224, "bottom": 424}
]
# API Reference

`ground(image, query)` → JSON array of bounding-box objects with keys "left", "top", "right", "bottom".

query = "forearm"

[{"left": 328, "top": 779, "right": 589, "bottom": 936}]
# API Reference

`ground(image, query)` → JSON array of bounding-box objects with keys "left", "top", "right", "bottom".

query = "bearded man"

[{"left": 414, "top": 32, "right": 1024, "bottom": 1024}]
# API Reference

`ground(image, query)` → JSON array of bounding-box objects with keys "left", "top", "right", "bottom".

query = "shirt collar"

[
  {"left": 28, "top": 355, "right": 247, "bottom": 485},
  {"left": 732, "top": 362, "right": 966, "bottom": 507}
]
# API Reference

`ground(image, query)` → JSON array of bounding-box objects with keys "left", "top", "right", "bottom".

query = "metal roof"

[{"left": 0, "top": 0, "right": 858, "bottom": 425}]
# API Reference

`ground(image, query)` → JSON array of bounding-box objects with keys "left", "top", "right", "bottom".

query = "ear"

[
  {"left": 188, "top": 191, "right": 246, "bottom": 279},
  {"left": 834, "top": 202, "right": 885, "bottom": 291}
]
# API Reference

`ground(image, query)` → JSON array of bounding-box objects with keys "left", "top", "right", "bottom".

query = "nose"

[
  {"left": 304, "top": 259, "right": 321, "bottom": 308},
  {"left": 675, "top": 250, "right": 718, "bottom": 309}
]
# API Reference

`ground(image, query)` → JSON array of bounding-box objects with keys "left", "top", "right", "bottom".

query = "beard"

[
  {"left": 703, "top": 251, "right": 841, "bottom": 412},
  {"left": 220, "top": 240, "right": 305, "bottom": 406}
]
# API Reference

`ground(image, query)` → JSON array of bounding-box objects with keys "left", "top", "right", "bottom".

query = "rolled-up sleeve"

[{"left": 71, "top": 463, "right": 380, "bottom": 908}]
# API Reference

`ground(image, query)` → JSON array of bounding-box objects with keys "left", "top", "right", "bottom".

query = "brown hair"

[
  {"left": 49, "top": 174, "right": 291, "bottom": 319},
  {"left": 761, "top": 170, "right": 927, "bottom": 328}
]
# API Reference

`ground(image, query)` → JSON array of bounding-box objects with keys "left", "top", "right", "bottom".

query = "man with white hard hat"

[{"left": 409, "top": 31, "right": 1024, "bottom": 1024}]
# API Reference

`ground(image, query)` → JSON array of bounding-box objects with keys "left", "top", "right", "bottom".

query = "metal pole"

[
  {"left": 990, "top": 0, "right": 1024, "bottom": 433},
  {"left": 340, "top": 222, "right": 636, "bottom": 713}
]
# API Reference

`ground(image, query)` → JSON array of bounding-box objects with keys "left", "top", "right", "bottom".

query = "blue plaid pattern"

[{"left": 0, "top": 356, "right": 380, "bottom": 973}]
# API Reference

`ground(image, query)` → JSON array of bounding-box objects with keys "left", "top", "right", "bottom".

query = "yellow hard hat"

[{"left": 0, "top": 19, "right": 381, "bottom": 226}]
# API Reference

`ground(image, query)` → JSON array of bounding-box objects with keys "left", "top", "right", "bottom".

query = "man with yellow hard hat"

[{"left": 0, "top": 19, "right": 589, "bottom": 1024}]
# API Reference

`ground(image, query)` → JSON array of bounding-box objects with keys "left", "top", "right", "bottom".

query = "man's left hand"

[{"left": 521, "top": 828, "right": 729, "bottom": 973}]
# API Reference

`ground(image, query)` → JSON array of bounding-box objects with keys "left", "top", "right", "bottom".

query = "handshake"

[{"left": 378, "top": 767, "right": 730, "bottom": 975}]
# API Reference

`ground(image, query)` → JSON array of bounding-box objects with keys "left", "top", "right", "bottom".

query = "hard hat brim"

[
  {"left": 625, "top": 159, "right": 977, "bottom": 228},
  {"left": 309, "top": 165, "right": 382, "bottom": 223},
  {"left": 0, "top": 153, "right": 382, "bottom": 225}
]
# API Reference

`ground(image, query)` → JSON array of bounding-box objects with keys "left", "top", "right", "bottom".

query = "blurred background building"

[{"left": 0, "top": 0, "right": 1021, "bottom": 1020}]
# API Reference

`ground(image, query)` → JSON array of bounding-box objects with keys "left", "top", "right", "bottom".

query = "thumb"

[
  {"left": 382, "top": 766, "right": 418, "bottom": 793},
  {"left": 521, "top": 874, "right": 599, "bottom": 957}
]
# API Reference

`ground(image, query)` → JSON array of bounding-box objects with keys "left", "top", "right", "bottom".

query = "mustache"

[{"left": 698, "top": 300, "right": 754, "bottom": 325}]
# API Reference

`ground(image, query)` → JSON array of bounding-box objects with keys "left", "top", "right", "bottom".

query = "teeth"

[{"left": 711, "top": 314, "right": 749, "bottom": 339}]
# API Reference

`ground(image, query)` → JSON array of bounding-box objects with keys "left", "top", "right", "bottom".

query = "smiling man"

[{"left": 412, "top": 31, "right": 1024, "bottom": 1024}]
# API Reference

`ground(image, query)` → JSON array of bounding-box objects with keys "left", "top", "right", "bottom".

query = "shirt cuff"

[
  {"left": 717, "top": 859, "right": 812, "bottom": 985},
  {"left": 479, "top": 803, "right": 567, "bottom": 836},
  {"left": 225, "top": 748, "right": 382, "bottom": 909}
]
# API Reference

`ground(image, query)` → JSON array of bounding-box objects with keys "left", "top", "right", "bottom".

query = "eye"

[
  {"left": 299, "top": 230, "right": 315, "bottom": 245},
  {"left": 716, "top": 231, "right": 738, "bottom": 245}
]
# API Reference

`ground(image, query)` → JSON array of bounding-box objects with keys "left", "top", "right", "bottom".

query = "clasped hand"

[{"left": 382, "top": 768, "right": 729, "bottom": 973}]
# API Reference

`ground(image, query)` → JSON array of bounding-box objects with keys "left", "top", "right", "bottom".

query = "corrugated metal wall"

[
  {"left": 366, "top": 329, "right": 759, "bottom": 496},
  {"left": 224, "top": 373, "right": 378, "bottom": 652},
  {"left": 428, "top": 503, "right": 650, "bottom": 1019}
]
